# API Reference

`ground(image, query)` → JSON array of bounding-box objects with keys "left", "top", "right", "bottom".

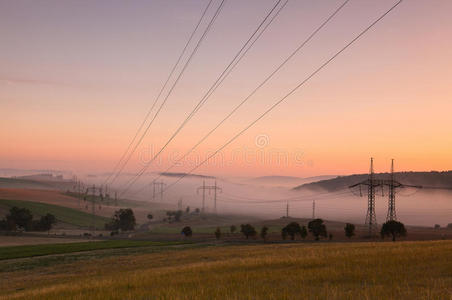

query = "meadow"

[
  {"left": 0, "top": 199, "right": 110, "bottom": 229},
  {"left": 1, "top": 240, "right": 451, "bottom": 299}
]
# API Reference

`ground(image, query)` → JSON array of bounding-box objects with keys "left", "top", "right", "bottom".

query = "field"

[
  {"left": 0, "top": 198, "right": 110, "bottom": 229},
  {"left": 0, "top": 240, "right": 186, "bottom": 260},
  {"left": 1, "top": 240, "right": 451, "bottom": 299}
]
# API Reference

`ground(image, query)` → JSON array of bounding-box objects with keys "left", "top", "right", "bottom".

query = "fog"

[{"left": 94, "top": 173, "right": 452, "bottom": 227}]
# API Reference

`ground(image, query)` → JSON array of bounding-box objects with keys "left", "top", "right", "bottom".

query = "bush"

[
  {"left": 260, "top": 226, "right": 268, "bottom": 241},
  {"left": 214, "top": 227, "right": 221, "bottom": 239},
  {"left": 181, "top": 226, "right": 192, "bottom": 237},
  {"left": 230, "top": 225, "right": 237, "bottom": 234},
  {"left": 344, "top": 223, "right": 355, "bottom": 238}
]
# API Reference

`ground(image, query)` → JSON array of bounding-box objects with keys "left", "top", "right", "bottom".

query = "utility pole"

[
  {"left": 178, "top": 198, "right": 183, "bottom": 210},
  {"left": 312, "top": 199, "right": 315, "bottom": 219},
  {"left": 197, "top": 180, "right": 222, "bottom": 214},
  {"left": 286, "top": 199, "right": 289, "bottom": 218}
]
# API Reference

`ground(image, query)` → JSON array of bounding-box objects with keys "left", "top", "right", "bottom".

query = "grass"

[
  {"left": 1, "top": 240, "right": 451, "bottom": 299},
  {"left": 0, "top": 240, "right": 186, "bottom": 260},
  {"left": 0, "top": 199, "right": 110, "bottom": 229}
]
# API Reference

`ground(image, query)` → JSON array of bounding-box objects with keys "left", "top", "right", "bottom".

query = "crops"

[{"left": 1, "top": 240, "right": 452, "bottom": 299}]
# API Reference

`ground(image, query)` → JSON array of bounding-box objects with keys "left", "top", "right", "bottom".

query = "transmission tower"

[
  {"left": 197, "top": 180, "right": 222, "bottom": 214},
  {"left": 151, "top": 180, "right": 166, "bottom": 201},
  {"left": 386, "top": 159, "right": 397, "bottom": 221},
  {"left": 349, "top": 158, "right": 381, "bottom": 236},
  {"left": 84, "top": 185, "right": 103, "bottom": 235}
]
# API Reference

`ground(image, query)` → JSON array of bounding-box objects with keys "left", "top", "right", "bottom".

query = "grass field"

[
  {"left": 0, "top": 240, "right": 186, "bottom": 260},
  {"left": 0, "top": 198, "right": 110, "bottom": 229},
  {"left": 1, "top": 240, "right": 451, "bottom": 299}
]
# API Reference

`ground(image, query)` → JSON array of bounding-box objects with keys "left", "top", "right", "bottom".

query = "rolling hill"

[{"left": 293, "top": 171, "right": 452, "bottom": 192}]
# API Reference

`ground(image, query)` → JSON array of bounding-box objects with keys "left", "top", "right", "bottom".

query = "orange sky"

[{"left": 1, "top": 0, "right": 451, "bottom": 177}]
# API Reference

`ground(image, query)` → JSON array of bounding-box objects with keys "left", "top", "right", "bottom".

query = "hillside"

[
  {"left": 294, "top": 171, "right": 452, "bottom": 192},
  {"left": 0, "top": 198, "right": 109, "bottom": 229}
]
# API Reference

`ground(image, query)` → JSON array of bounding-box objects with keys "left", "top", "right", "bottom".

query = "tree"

[
  {"left": 215, "top": 227, "right": 221, "bottom": 239},
  {"left": 282, "top": 222, "right": 303, "bottom": 240},
  {"left": 35, "top": 214, "right": 56, "bottom": 232},
  {"left": 329, "top": 233, "right": 333, "bottom": 241},
  {"left": 381, "top": 220, "right": 407, "bottom": 242},
  {"left": 344, "top": 223, "right": 355, "bottom": 239},
  {"left": 181, "top": 226, "right": 192, "bottom": 237},
  {"left": 308, "top": 218, "right": 327, "bottom": 241},
  {"left": 186, "top": 206, "right": 190, "bottom": 213},
  {"left": 260, "top": 226, "right": 268, "bottom": 241},
  {"left": 434, "top": 224, "right": 440, "bottom": 229},
  {"left": 6, "top": 207, "right": 33, "bottom": 231},
  {"left": 301, "top": 225, "right": 308, "bottom": 239},
  {"left": 230, "top": 225, "right": 237, "bottom": 234},
  {"left": 106, "top": 208, "right": 136, "bottom": 231},
  {"left": 281, "top": 229, "right": 288, "bottom": 240},
  {"left": 194, "top": 208, "right": 200, "bottom": 214},
  {"left": 240, "top": 224, "right": 256, "bottom": 239},
  {"left": 147, "top": 214, "right": 153, "bottom": 221}
]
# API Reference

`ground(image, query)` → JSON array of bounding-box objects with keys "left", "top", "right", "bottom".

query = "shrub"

[{"left": 181, "top": 226, "right": 192, "bottom": 237}]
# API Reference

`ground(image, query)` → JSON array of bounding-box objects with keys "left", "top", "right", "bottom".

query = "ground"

[{"left": 0, "top": 240, "right": 451, "bottom": 299}]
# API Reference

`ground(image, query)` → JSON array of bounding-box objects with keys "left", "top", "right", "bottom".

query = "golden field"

[{"left": 1, "top": 240, "right": 452, "bottom": 299}]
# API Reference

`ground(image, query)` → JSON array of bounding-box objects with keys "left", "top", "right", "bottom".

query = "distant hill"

[
  {"left": 159, "top": 172, "right": 214, "bottom": 179},
  {"left": 293, "top": 171, "right": 452, "bottom": 192},
  {"left": 248, "top": 175, "right": 336, "bottom": 187}
]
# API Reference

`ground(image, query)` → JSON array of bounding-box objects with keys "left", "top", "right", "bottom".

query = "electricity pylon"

[
  {"left": 349, "top": 158, "right": 381, "bottom": 236},
  {"left": 151, "top": 180, "right": 166, "bottom": 201},
  {"left": 197, "top": 180, "right": 222, "bottom": 214}
]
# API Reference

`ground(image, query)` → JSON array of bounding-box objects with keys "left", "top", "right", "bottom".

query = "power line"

[
  {"left": 142, "top": 0, "right": 350, "bottom": 189},
  {"left": 110, "top": 0, "right": 227, "bottom": 186},
  {"left": 162, "top": 0, "right": 404, "bottom": 194},
  {"left": 120, "top": 0, "right": 288, "bottom": 197},
  {"left": 103, "top": 0, "right": 215, "bottom": 187}
]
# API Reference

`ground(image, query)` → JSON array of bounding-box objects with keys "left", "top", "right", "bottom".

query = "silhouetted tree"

[
  {"left": 215, "top": 227, "right": 221, "bottom": 239},
  {"left": 147, "top": 214, "right": 153, "bottom": 220},
  {"left": 260, "top": 226, "right": 269, "bottom": 241},
  {"left": 6, "top": 207, "right": 33, "bottom": 231},
  {"left": 105, "top": 208, "right": 136, "bottom": 231},
  {"left": 240, "top": 224, "right": 256, "bottom": 239},
  {"left": 282, "top": 222, "right": 303, "bottom": 240},
  {"left": 308, "top": 218, "right": 327, "bottom": 241},
  {"left": 300, "top": 225, "right": 307, "bottom": 239},
  {"left": 186, "top": 206, "right": 190, "bottom": 213},
  {"left": 35, "top": 214, "right": 56, "bottom": 232},
  {"left": 230, "top": 225, "right": 237, "bottom": 234},
  {"left": 344, "top": 223, "right": 355, "bottom": 239},
  {"left": 381, "top": 220, "right": 407, "bottom": 242},
  {"left": 281, "top": 228, "right": 288, "bottom": 240},
  {"left": 181, "top": 226, "right": 192, "bottom": 237},
  {"left": 329, "top": 233, "right": 333, "bottom": 241}
]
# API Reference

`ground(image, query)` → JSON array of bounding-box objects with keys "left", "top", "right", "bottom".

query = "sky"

[{"left": 1, "top": 0, "right": 451, "bottom": 179}]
